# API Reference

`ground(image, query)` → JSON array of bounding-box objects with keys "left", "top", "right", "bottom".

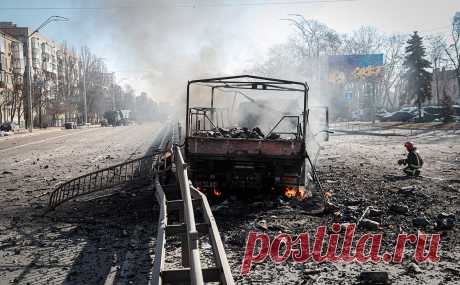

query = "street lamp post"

[
  {"left": 83, "top": 68, "right": 87, "bottom": 125},
  {"left": 26, "top": 16, "right": 69, "bottom": 132}
]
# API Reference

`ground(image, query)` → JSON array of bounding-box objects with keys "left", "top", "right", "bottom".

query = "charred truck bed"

[{"left": 184, "top": 75, "right": 310, "bottom": 197}]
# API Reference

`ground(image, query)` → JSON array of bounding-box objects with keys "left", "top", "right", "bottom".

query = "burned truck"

[{"left": 184, "top": 75, "right": 322, "bottom": 198}]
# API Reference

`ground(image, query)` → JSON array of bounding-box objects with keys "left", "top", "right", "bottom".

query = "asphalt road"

[
  {"left": 0, "top": 123, "right": 162, "bottom": 285},
  {"left": 0, "top": 124, "right": 161, "bottom": 195}
]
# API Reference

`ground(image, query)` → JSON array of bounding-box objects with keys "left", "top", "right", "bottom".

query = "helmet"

[{"left": 404, "top": 141, "right": 415, "bottom": 151}]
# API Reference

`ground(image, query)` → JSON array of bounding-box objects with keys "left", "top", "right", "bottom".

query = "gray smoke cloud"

[
  {"left": 94, "top": 0, "right": 256, "bottom": 112},
  {"left": 92, "top": 1, "right": 328, "bottom": 152}
]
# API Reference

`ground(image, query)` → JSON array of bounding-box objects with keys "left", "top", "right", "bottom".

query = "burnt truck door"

[
  {"left": 308, "top": 106, "right": 330, "bottom": 142},
  {"left": 304, "top": 106, "right": 330, "bottom": 192}
]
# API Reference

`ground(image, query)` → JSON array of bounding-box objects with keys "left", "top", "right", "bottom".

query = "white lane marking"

[
  {"left": 103, "top": 225, "right": 144, "bottom": 285},
  {"left": 0, "top": 128, "right": 101, "bottom": 153},
  {"left": 11, "top": 158, "right": 30, "bottom": 166},
  {"left": 103, "top": 257, "right": 119, "bottom": 285}
]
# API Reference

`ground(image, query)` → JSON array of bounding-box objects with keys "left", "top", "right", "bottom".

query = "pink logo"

[{"left": 240, "top": 223, "right": 441, "bottom": 275}]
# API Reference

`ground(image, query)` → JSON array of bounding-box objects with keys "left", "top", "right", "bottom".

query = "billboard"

[
  {"left": 328, "top": 54, "right": 384, "bottom": 83},
  {"left": 329, "top": 54, "right": 383, "bottom": 70}
]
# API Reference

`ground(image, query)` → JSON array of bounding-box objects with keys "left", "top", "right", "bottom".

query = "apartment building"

[
  {"left": 433, "top": 68, "right": 460, "bottom": 105},
  {"left": 30, "top": 33, "right": 59, "bottom": 101},
  {"left": 0, "top": 22, "right": 80, "bottom": 126},
  {"left": 55, "top": 45, "right": 80, "bottom": 124},
  {"left": 0, "top": 22, "right": 117, "bottom": 127},
  {"left": 0, "top": 30, "right": 24, "bottom": 124}
]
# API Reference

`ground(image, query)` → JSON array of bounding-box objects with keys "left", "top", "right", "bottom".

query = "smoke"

[
  {"left": 92, "top": 1, "right": 330, "bottom": 162},
  {"left": 94, "top": 0, "right": 257, "bottom": 114}
]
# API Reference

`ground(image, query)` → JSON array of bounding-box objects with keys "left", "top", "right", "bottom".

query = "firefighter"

[{"left": 398, "top": 142, "right": 423, "bottom": 176}]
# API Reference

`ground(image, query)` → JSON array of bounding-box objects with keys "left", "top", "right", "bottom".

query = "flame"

[
  {"left": 284, "top": 187, "right": 297, "bottom": 198},
  {"left": 284, "top": 186, "right": 306, "bottom": 200},
  {"left": 213, "top": 189, "right": 222, "bottom": 197}
]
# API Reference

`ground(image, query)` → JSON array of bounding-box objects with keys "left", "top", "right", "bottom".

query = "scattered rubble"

[
  {"left": 358, "top": 271, "right": 389, "bottom": 285},
  {"left": 390, "top": 204, "right": 409, "bottom": 214},
  {"left": 412, "top": 216, "right": 431, "bottom": 227},
  {"left": 443, "top": 184, "right": 459, "bottom": 193},
  {"left": 407, "top": 263, "right": 423, "bottom": 274},
  {"left": 435, "top": 212, "right": 456, "bottom": 230},
  {"left": 399, "top": 185, "right": 417, "bottom": 195},
  {"left": 193, "top": 127, "right": 288, "bottom": 140},
  {"left": 256, "top": 220, "right": 268, "bottom": 231},
  {"left": 368, "top": 207, "right": 383, "bottom": 217},
  {"left": 359, "top": 218, "right": 381, "bottom": 230}
]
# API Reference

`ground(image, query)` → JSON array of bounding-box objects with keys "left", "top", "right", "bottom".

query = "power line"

[
  {"left": 0, "top": 0, "right": 359, "bottom": 10},
  {"left": 180, "top": 0, "right": 360, "bottom": 7},
  {"left": 420, "top": 25, "right": 451, "bottom": 33},
  {"left": 419, "top": 29, "right": 453, "bottom": 38}
]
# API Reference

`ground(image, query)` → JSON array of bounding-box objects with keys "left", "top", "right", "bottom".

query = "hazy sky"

[{"left": 1, "top": 0, "right": 459, "bottom": 102}]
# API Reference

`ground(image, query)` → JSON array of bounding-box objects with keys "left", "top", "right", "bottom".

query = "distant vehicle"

[
  {"left": 0, "top": 121, "right": 16, "bottom": 132},
  {"left": 377, "top": 105, "right": 460, "bottom": 122},
  {"left": 379, "top": 111, "right": 415, "bottom": 122},
  {"left": 64, "top": 122, "right": 77, "bottom": 129},
  {"left": 100, "top": 119, "right": 109, "bottom": 127},
  {"left": 103, "top": 109, "right": 132, "bottom": 126}
]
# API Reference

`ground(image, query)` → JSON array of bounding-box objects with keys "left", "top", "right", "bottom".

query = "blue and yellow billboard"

[{"left": 328, "top": 54, "right": 384, "bottom": 83}]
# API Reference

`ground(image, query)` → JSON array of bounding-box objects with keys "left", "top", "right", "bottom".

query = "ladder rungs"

[
  {"left": 165, "top": 223, "right": 209, "bottom": 235},
  {"left": 167, "top": 199, "right": 201, "bottom": 211},
  {"left": 161, "top": 267, "right": 221, "bottom": 283}
]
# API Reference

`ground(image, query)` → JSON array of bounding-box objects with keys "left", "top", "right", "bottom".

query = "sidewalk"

[
  {"left": 0, "top": 127, "right": 62, "bottom": 139},
  {"left": 0, "top": 125, "right": 101, "bottom": 140}
]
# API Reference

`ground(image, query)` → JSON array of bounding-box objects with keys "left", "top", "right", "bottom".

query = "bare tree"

[
  {"left": 0, "top": 75, "right": 25, "bottom": 125},
  {"left": 341, "top": 26, "right": 384, "bottom": 55},
  {"left": 80, "top": 46, "right": 107, "bottom": 123},
  {"left": 380, "top": 34, "right": 407, "bottom": 110},
  {"left": 444, "top": 16, "right": 460, "bottom": 99},
  {"left": 427, "top": 34, "right": 448, "bottom": 105},
  {"left": 0, "top": 89, "right": 6, "bottom": 123},
  {"left": 283, "top": 15, "right": 341, "bottom": 58},
  {"left": 249, "top": 39, "right": 307, "bottom": 80},
  {"left": 60, "top": 43, "right": 79, "bottom": 100}
]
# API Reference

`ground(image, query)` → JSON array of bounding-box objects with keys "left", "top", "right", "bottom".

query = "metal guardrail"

[
  {"left": 174, "top": 146, "right": 204, "bottom": 285},
  {"left": 150, "top": 123, "right": 173, "bottom": 285},
  {"left": 150, "top": 145, "right": 234, "bottom": 285},
  {"left": 189, "top": 185, "right": 234, "bottom": 284},
  {"left": 152, "top": 173, "right": 168, "bottom": 285}
]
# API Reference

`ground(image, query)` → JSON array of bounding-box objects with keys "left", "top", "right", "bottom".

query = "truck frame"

[{"left": 184, "top": 75, "right": 310, "bottom": 198}]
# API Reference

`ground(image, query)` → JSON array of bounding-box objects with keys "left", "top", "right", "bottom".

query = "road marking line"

[
  {"left": 0, "top": 128, "right": 101, "bottom": 153},
  {"left": 11, "top": 158, "right": 30, "bottom": 166}
]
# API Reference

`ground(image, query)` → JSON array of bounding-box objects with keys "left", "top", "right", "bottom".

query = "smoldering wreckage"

[
  {"left": 2, "top": 75, "right": 459, "bottom": 285},
  {"left": 169, "top": 75, "right": 457, "bottom": 284}
]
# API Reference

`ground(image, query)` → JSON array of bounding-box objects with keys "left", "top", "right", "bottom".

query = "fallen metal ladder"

[
  {"left": 151, "top": 145, "right": 234, "bottom": 285},
  {"left": 48, "top": 125, "right": 171, "bottom": 210}
]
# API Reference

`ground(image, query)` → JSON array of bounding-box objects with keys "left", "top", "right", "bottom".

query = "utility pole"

[
  {"left": 26, "top": 37, "right": 33, "bottom": 132},
  {"left": 83, "top": 68, "right": 87, "bottom": 124},
  {"left": 111, "top": 73, "right": 115, "bottom": 111},
  {"left": 26, "top": 16, "right": 69, "bottom": 132}
]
